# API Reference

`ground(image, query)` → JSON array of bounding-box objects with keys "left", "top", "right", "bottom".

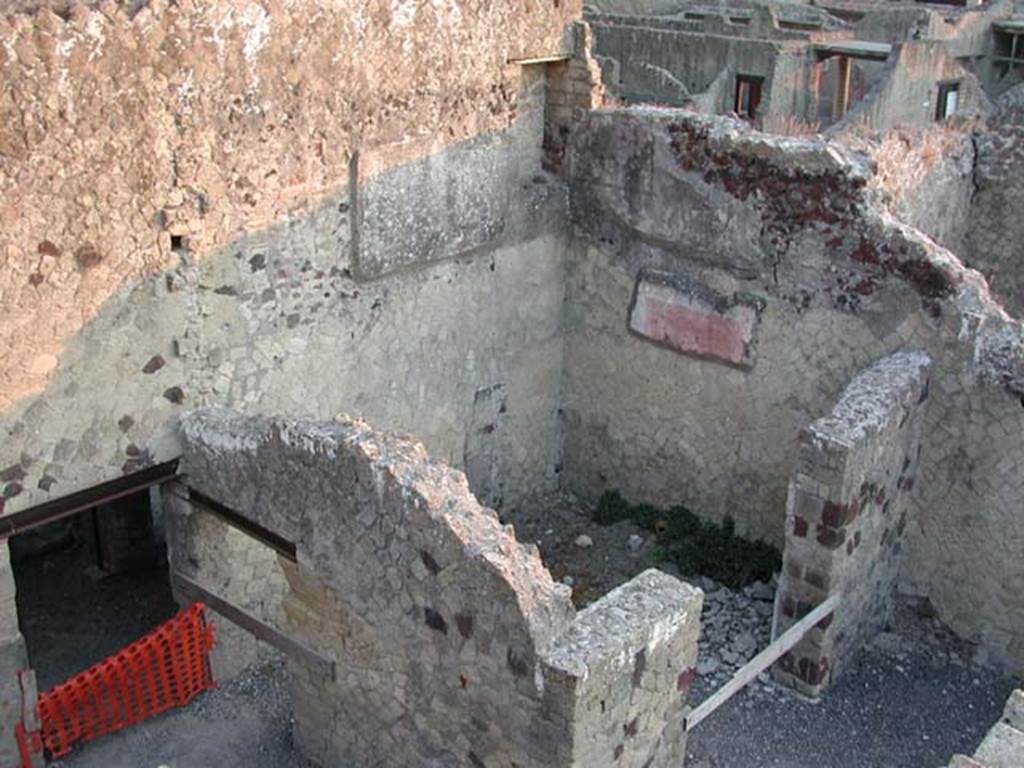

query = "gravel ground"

[{"left": 53, "top": 662, "right": 312, "bottom": 768}]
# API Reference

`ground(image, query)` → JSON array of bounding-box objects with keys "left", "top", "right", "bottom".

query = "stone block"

[
  {"left": 628, "top": 269, "right": 760, "bottom": 368},
  {"left": 1003, "top": 689, "right": 1024, "bottom": 731},
  {"left": 974, "top": 722, "right": 1024, "bottom": 768}
]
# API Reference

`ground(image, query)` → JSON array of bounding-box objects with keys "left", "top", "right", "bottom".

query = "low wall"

[
  {"left": 179, "top": 408, "right": 703, "bottom": 768},
  {"left": 772, "top": 351, "right": 931, "bottom": 697}
]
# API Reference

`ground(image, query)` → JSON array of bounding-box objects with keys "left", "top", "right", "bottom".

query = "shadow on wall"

[
  {"left": 0, "top": 0, "right": 580, "bottom": 412},
  {"left": 0, "top": 65, "right": 572, "bottom": 520}
]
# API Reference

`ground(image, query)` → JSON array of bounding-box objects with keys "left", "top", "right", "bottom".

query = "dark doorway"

[
  {"left": 936, "top": 81, "right": 961, "bottom": 121},
  {"left": 10, "top": 487, "right": 178, "bottom": 690},
  {"left": 734, "top": 75, "right": 764, "bottom": 120}
]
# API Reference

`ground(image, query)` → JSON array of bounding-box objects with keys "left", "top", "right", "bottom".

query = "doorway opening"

[{"left": 10, "top": 487, "right": 178, "bottom": 690}]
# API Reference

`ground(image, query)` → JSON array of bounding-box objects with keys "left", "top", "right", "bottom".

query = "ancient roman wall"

[
  {"left": 178, "top": 408, "right": 702, "bottom": 768},
  {"left": 0, "top": 547, "right": 28, "bottom": 767},
  {"left": 0, "top": 2, "right": 583, "bottom": 759},
  {"left": 564, "top": 107, "right": 1024, "bottom": 675},
  {"left": 0, "top": 0, "right": 579, "bottom": 517},
  {"left": 586, "top": 16, "right": 816, "bottom": 119},
  {"left": 966, "top": 82, "right": 1024, "bottom": 316},
  {"left": 772, "top": 351, "right": 931, "bottom": 697}
]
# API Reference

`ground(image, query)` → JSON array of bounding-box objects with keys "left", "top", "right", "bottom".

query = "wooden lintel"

[
  {"left": 0, "top": 459, "right": 180, "bottom": 540},
  {"left": 173, "top": 572, "right": 336, "bottom": 681},
  {"left": 508, "top": 54, "right": 571, "bottom": 65}
]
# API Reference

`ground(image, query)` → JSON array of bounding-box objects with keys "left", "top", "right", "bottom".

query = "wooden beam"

[
  {"left": 0, "top": 460, "right": 180, "bottom": 540},
  {"left": 686, "top": 594, "right": 840, "bottom": 731},
  {"left": 508, "top": 54, "right": 571, "bottom": 65},
  {"left": 172, "top": 572, "right": 336, "bottom": 681},
  {"left": 169, "top": 486, "right": 298, "bottom": 563}
]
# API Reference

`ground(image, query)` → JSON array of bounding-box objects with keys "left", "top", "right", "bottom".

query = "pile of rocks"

[{"left": 690, "top": 577, "right": 778, "bottom": 700}]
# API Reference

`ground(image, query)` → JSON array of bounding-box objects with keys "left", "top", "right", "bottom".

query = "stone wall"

[
  {"left": 586, "top": 15, "right": 818, "bottom": 123},
  {"left": 0, "top": 545, "right": 29, "bottom": 768},
  {"left": 772, "top": 351, "right": 931, "bottom": 697},
  {"left": 179, "top": 408, "right": 702, "bottom": 768},
  {"left": 164, "top": 484, "right": 289, "bottom": 679},
  {"left": 564, "top": 107, "right": 1024, "bottom": 675},
  {"left": 0, "top": 0, "right": 577, "bottom": 407},
  {"left": 966, "top": 82, "right": 1024, "bottom": 316},
  {"left": 0, "top": 0, "right": 578, "bottom": 515},
  {"left": 833, "top": 42, "right": 987, "bottom": 133},
  {"left": 0, "top": 76, "right": 571, "bottom": 519}
]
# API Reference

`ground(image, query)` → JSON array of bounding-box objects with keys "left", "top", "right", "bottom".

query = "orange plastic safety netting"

[{"left": 16, "top": 602, "right": 216, "bottom": 762}]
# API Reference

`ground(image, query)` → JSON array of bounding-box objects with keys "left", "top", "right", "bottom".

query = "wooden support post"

[
  {"left": 686, "top": 594, "right": 840, "bottom": 731},
  {"left": 833, "top": 56, "right": 852, "bottom": 120}
]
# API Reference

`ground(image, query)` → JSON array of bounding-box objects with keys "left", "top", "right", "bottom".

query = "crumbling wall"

[
  {"left": 565, "top": 107, "right": 1024, "bottom": 674},
  {"left": 179, "top": 408, "right": 702, "bottom": 768},
  {"left": 966, "top": 82, "right": 1024, "bottom": 315},
  {"left": 853, "top": 127, "right": 975, "bottom": 254},
  {"left": 772, "top": 351, "right": 931, "bottom": 697}
]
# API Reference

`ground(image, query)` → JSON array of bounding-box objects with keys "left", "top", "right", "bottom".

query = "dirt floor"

[
  {"left": 33, "top": 492, "right": 1024, "bottom": 767},
  {"left": 12, "top": 520, "right": 179, "bottom": 690}
]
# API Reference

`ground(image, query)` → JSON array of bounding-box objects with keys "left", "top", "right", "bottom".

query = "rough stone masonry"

[
  {"left": 772, "top": 351, "right": 931, "bottom": 697},
  {"left": 178, "top": 408, "right": 703, "bottom": 768}
]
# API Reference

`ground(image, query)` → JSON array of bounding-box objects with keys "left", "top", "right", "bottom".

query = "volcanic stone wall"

[
  {"left": 772, "top": 351, "right": 931, "bottom": 697},
  {"left": 178, "top": 408, "right": 702, "bottom": 768},
  {"left": 565, "top": 107, "right": 1024, "bottom": 676},
  {"left": 0, "top": 0, "right": 579, "bottom": 517}
]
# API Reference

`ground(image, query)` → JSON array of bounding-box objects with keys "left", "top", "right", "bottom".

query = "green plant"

[{"left": 593, "top": 490, "right": 781, "bottom": 588}]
